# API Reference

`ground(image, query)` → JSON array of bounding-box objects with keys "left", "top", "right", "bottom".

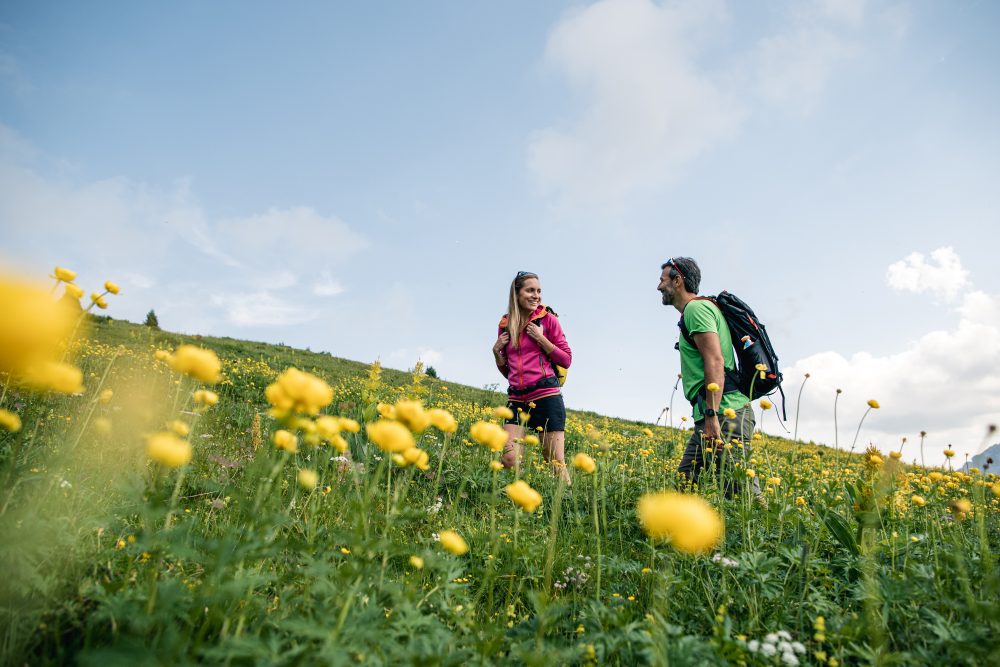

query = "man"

[{"left": 658, "top": 257, "right": 757, "bottom": 495}]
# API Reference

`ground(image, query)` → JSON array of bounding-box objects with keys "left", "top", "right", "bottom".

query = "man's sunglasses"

[{"left": 665, "top": 258, "right": 685, "bottom": 281}]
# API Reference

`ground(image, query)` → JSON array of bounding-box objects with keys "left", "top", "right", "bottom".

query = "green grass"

[{"left": 1, "top": 316, "right": 998, "bottom": 666}]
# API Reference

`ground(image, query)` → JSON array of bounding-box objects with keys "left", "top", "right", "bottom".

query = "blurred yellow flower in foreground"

[
  {"left": 99, "top": 389, "right": 114, "bottom": 404},
  {"left": 24, "top": 361, "right": 84, "bottom": 394},
  {"left": 366, "top": 420, "right": 414, "bottom": 453},
  {"left": 272, "top": 429, "right": 299, "bottom": 453},
  {"left": 428, "top": 408, "right": 457, "bottom": 433},
  {"left": 489, "top": 460, "right": 504, "bottom": 472},
  {"left": 297, "top": 469, "right": 318, "bottom": 490},
  {"left": 92, "top": 416, "right": 112, "bottom": 436},
  {"left": 395, "top": 400, "right": 431, "bottom": 432},
  {"left": 193, "top": 389, "right": 219, "bottom": 406},
  {"left": 572, "top": 452, "right": 596, "bottom": 474},
  {"left": 889, "top": 451, "right": 902, "bottom": 460},
  {"left": 759, "top": 399, "right": 772, "bottom": 410},
  {"left": 266, "top": 368, "right": 332, "bottom": 416},
  {"left": 943, "top": 449, "right": 955, "bottom": 458},
  {"left": 439, "top": 530, "right": 468, "bottom": 556},
  {"left": 90, "top": 293, "right": 108, "bottom": 310},
  {"left": 0, "top": 409, "right": 22, "bottom": 432},
  {"left": 867, "top": 399, "right": 880, "bottom": 409},
  {"left": 104, "top": 281, "right": 120, "bottom": 295},
  {"left": 723, "top": 408, "right": 737, "bottom": 419},
  {"left": 409, "top": 555, "right": 424, "bottom": 569},
  {"left": 0, "top": 275, "right": 79, "bottom": 381},
  {"left": 911, "top": 494, "right": 926, "bottom": 507},
  {"left": 493, "top": 406, "right": 514, "bottom": 420},
  {"left": 169, "top": 345, "right": 221, "bottom": 384},
  {"left": 642, "top": 428, "right": 654, "bottom": 437},
  {"left": 505, "top": 480, "right": 542, "bottom": 512},
  {"left": 169, "top": 420, "right": 190, "bottom": 437},
  {"left": 52, "top": 266, "right": 77, "bottom": 282},
  {"left": 403, "top": 447, "right": 430, "bottom": 470},
  {"left": 706, "top": 382, "right": 720, "bottom": 393},
  {"left": 470, "top": 422, "right": 508, "bottom": 452},
  {"left": 636, "top": 491, "right": 723, "bottom": 554},
  {"left": 340, "top": 418, "right": 360, "bottom": 433},
  {"left": 146, "top": 432, "right": 192, "bottom": 468},
  {"left": 154, "top": 349, "right": 172, "bottom": 362},
  {"left": 523, "top": 434, "right": 540, "bottom": 446}
]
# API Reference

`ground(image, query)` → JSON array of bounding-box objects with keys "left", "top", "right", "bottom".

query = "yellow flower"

[
  {"left": 523, "top": 434, "right": 540, "bottom": 446},
  {"left": 428, "top": 408, "right": 457, "bottom": 433},
  {"left": 0, "top": 276, "right": 78, "bottom": 380},
  {"left": 403, "top": 447, "right": 430, "bottom": 470},
  {"left": 470, "top": 422, "right": 509, "bottom": 452},
  {"left": 52, "top": 266, "right": 77, "bottom": 282},
  {"left": 154, "top": 349, "right": 173, "bottom": 362},
  {"left": 943, "top": 449, "right": 955, "bottom": 458},
  {"left": 272, "top": 429, "right": 299, "bottom": 453},
  {"left": 572, "top": 452, "right": 596, "bottom": 474},
  {"left": 0, "top": 409, "right": 22, "bottom": 432},
  {"left": 489, "top": 460, "right": 504, "bottom": 472},
  {"left": 377, "top": 403, "right": 396, "bottom": 419},
  {"left": 64, "top": 283, "right": 84, "bottom": 300},
  {"left": 889, "top": 451, "right": 902, "bottom": 460},
  {"left": 754, "top": 363, "right": 768, "bottom": 371},
  {"left": 366, "top": 420, "right": 414, "bottom": 453},
  {"left": 146, "top": 432, "right": 192, "bottom": 468},
  {"left": 636, "top": 492, "right": 723, "bottom": 554},
  {"left": 90, "top": 293, "right": 108, "bottom": 309},
  {"left": 867, "top": 399, "right": 880, "bottom": 409},
  {"left": 23, "top": 361, "right": 84, "bottom": 394},
  {"left": 340, "top": 418, "right": 360, "bottom": 433},
  {"left": 759, "top": 399, "right": 772, "bottom": 410},
  {"left": 104, "top": 280, "right": 120, "bottom": 295},
  {"left": 493, "top": 406, "right": 514, "bottom": 420},
  {"left": 795, "top": 496, "right": 806, "bottom": 506},
  {"left": 929, "top": 471, "right": 944, "bottom": 482},
  {"left": 438, "top": 530, "right": 468, "bottom": 556},
  {"left": 723, "top": 408, "right": 737, "bottom": 419},
  {"left": 706, "top": 382, "right": 720, "bottom": 393},
  {"left": 394, "top": 400, "right": 431, "bottom": 432},
  {"left": 265, "top": 368, "right": 333, "bottom": 416},
  {"left": 169, "top": 420, "right": 190, "bottom": 437},
  {"left": 949, "top": 498, "right": 972, "bottom": 516},
  {"left": 642, "top": 428, "right": 654, "bottom": 437},
  {"left": 767, "top": 477, "right": 782, "bottom": 486},
  {"left": 169, "top": 345, "right": 221, "bottom": 384},
  {"left": 911, "top": 494, "right": 926, "bottom": 507},
  {"left": 315, "top": 415, "right": 342, "bottom": 440},
  {"left": 297, "top": 469, "right": 319, "bottom": 490},
  {"left": 193, "top": 389, "right": 219, "bottom": 407},
  {"left": 92, "top": 416, "right": 112, "bottom": 436},
  {"left": 745, "top": 469, "right": 756, "bottom": 478},
  {"left": 409, "top": 555, "right": 425, "bottom": 569},
  {"left": 505, "top": 480, "right": 543, "bottom": 512},
  {"left": 869, "top": 455, "right": 883, "bottom": 466},
  {"left": 98, "top": 388, "right": 114, "bottom": 404}
]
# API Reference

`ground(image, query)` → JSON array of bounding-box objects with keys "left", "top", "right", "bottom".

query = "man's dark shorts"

[
  {"left": 505, "top": 393, "right": 566, "bottom": 433},
  {"left": 678, "top": 403, "right": 759, "bottom": 496}
]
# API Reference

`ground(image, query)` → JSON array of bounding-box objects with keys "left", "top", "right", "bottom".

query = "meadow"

[{"left": 1, "top": 269, "right": 998, "bottom": 666}]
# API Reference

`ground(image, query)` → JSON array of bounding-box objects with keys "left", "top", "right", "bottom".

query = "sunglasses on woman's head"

[{"left": 516, "top": 271, "right": 536, "bottom": 278}]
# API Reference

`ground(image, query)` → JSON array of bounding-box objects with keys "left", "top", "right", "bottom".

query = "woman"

[{"left": 492, "top": 271, "right": 573, "bottom": 481}]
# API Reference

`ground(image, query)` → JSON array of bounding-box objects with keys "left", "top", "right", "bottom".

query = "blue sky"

[{"left": 2, "top": 0, "right": 998, "bottom": 464}]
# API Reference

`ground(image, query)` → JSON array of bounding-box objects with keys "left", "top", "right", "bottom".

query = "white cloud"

[
  {"left": 385, "top": 347, "right": 443, "bottom": 371},
  {"left": 215, "top": 206, "right": 366, "bottom": 265},
  {"left": 528, "top": 0, "right": 744, "bottom": 207},
  {"left": 313, "top": 271, "right": 345, "bottom": 297},
  {"left": 886, "top": 246, "right": 969, "bottom": 302},
  {"left": 211, "top": 291, "right": 319, "bottom": 327},
  {"left": 780, "top": 251, "right": 999, "bottom": 463}
]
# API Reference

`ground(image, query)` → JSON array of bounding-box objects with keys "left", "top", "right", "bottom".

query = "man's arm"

[{"left": 692, "top": 331, "right": 725, "bottom": 443}]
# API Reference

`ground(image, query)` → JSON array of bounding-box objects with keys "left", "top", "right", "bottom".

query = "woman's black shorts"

[{"left": 504, "top": 393, "right": 566, "bottom": 433}]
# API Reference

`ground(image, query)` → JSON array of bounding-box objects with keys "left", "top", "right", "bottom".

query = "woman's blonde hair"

[{"left": 506, "top": 271, "right": 538, "bottom": 349}]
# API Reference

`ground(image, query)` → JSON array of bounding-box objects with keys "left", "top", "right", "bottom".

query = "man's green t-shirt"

[{"left": 679, "top": 299, "right": 750, "bottom": 421}]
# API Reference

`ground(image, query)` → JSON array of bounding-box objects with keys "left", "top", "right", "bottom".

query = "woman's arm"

[
  {"left": 493, "top": 330, "right": 510, "bottom": 377},
  {"left": 526, "top": 315, "right": 572, "bottom": 368}
]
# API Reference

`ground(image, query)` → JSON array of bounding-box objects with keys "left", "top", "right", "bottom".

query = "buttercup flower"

[
  {"left": 642, "top": 428, "right": 654, "bottom": 437},
  {"left": 394, "top": 400, "right": 431, "bottom": 432},
  {"left": 867, "top": 399, "right": 880, "bottom": 409},
  {"left": 759, "top": 399, "right": 773, "bottom": 410},
  {"left": 470, "top": 422, "right": 508, "bottom": 452},
  {"left": 943, "top": 449, "right": 955, "bottom": 458},
  {"left": 0, "top": 409, "right": 22, "bottom": 432},
  {"left": 104, "top": 280, "right": 120, "bottom": 295},
  {"left": 52, "top": 266, "right": 76, "bottom": 283},
  {"left": 403, "top": 447, "right": 430, "bottom": 470},
  {"left": 266, "top": 368, "right": 333, "bottom": 416},
  {"left": 911, "top": 494, "right": 926, "bottom": 507},
  {"left": 272, "top": 429, "right": 299, "bottom": 453},
  {"left": 572, "top": 452, "right": 596, "bottom": 474},
  {"left": 523, "top": 434, "right": 540, "bottom": 446},
  {"left": 99, "top": 389, "right": 114, "bottom": 404},
  {"left": 169, "top": 345, "right": 221, "bottom": 384},
  {"left": 723, "top": 408, "right": 737, "bottom": 419},
  {"left": 505, "top": 480, "right": 543, "bottom": 512},
  {"left": 706, "top": 382, "right": 720, "bottom": 393},
  {"left": 1, "top": 275, "right": 78, "bottom": 380},
  {"left": 92, "top": 417, "right": 112, "bottom": 436},
  {"left": 193, "top": 389, "right": 219, "bottom": 406},
  {"left": 297, "top": 469, "right": 319, "bottom": 490},
  {"left": 154, "top": 349, "right": 173, "bottom": 362},
  {"left": 24, "top": 361, "right": 84, "bottom": 394},
  {"left": 169, "top": 420, "right": 190, "bottom": 437},
  {"left": 489, "top": 460, "right": 504, "bottom": 472},
  {"left": 438, "top": 530, "right": 468, "bottom": 556},
  {"left": 428, "top": 408, "right": 457, "bottom": 433},
  {"left": 64, "top": 283, "right": 84, "bottom": 301},
  {"left": 366, "top": 420, "right": 414, "bottom": 453},
  {"left": 493, "top": 406, "right": 514, "bottom": 420},
  {"left": 409, "top": 555, "right": 424, "bottom": 569},
  {"left": 636, "top": 491, "right": 723, "bottom": 554},
  {"left": 90, "top": 293, "right": 108, "bottom": 310},
  {"left": 146, "top": 432, "right": 192, "bottom": 468}
]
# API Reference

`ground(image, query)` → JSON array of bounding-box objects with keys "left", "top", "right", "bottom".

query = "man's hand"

[{"left": 702, "top": 415, "right": 722, "bottom": 447}]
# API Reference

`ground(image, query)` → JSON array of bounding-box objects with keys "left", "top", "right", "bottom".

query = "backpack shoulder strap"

[{"left": 677, "top": 296, "right": 715, "bottom": 347}]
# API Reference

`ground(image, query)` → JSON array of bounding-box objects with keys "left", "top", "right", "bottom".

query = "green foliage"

[{"left": 144, "top": 309, "right": 159, "bottom": 329}]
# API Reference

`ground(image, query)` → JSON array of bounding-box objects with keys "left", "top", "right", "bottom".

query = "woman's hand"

[
  {"left": 524, "top": 323, "right": 550, "bottom": 349},
  {"left": 493, "top": 332, "right": 510, "bottom": 359}
]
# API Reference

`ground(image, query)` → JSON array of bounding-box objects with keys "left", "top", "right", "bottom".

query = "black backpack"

[{"left": 677, "top": 291, "right": 785, "bottom": 418}]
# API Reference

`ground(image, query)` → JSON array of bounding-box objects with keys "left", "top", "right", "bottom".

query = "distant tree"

[
  {"left": 144, "top": 309, "right": 160, "bottom": 329},
  {"left": 426, "top": 366, "right": 438, "bottom": 379}
]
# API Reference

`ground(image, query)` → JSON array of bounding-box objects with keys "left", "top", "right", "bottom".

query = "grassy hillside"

[{"left": 1, "top": 315, "right": 998, "bottom": 666}]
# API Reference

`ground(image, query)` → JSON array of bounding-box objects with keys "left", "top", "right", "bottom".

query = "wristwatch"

[{"left": 703, "top": 408, "right": 718, "bottom": 417}]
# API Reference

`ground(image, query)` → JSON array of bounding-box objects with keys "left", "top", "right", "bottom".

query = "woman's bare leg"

[
  {"left": 542, "top": 430, "right": 571, "bottom": 484},
  {"left": 501, "top": 423, "right": 525, "bottom": 471}
]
